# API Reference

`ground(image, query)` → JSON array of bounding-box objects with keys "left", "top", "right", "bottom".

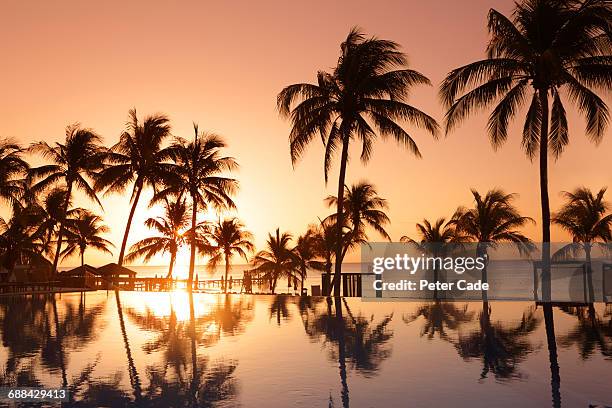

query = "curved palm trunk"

[
  {"left": 115, "top": 290, "right": 142, "bottom": 401},
  {"left": 118, "top": 182, "right": 143, "bottom": 266},
  {"left": 188, "top": 196, "right": 197, "bottom": 285},
  {"left": 52, "top": 182, "right": 73, "bottom": 275},
  {"left": 224, "top": 252, "right": 230, "bottom": 294},
  {"left": 539, "top": 89, "right": 552, "bottom": 301},
  {"left": 166, "top": 251, "right": 176, "bottom": 279},
  {"left": 300, "top": 266, "right": 306, "bottom": 294},
  {"left": 331, "top": 137, "right": 350, "bottom": 297}
]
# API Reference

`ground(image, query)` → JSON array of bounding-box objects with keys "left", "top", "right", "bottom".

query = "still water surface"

[{"left": 0, "top": 291, "right": 610, "bottom": 407}]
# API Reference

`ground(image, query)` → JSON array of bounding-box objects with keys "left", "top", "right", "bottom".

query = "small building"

[{"left": 97, "top": 263, "right": 137, "bottom": 279}]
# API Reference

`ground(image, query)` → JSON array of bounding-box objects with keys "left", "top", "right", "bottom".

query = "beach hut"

[{"left": 97, "top": 263, "right": 137, "bottom": 279}]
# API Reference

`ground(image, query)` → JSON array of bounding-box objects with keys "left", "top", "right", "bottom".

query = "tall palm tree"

[
  {"left": 278, "top": 28, "right": 439, "bottom": 296},
  {"left": 206, "top": 218, "right": 254, "bottom": 293},
  {"left": 160, "top": 125, "right": 238, "bottom": 284},
  {"left": 125, "top": 198, "right": 191, "bottom": 279},
  {"left": 553, "top": 187, "right": 611, "bottom": 300},
  {"left": 251, "top": 229, "right": 296, "bottom": 294},
  {"left": 95, "top": 109, "right": 173, "bottom": 266},
  {"left": 29, "top": 124, "right": 104, "bottom": 274},
  {"left": 325, "top": 181, "right": 391, "bottom": 262},
  {"left": 61, "top": 211, "right": 114, "bottom": 267},
  {"left": 440, "top": 0, "right": 611, "bottom": 299},
  {"left": 0, "top": 140, "right": 28, "bottom": 205},
  {"left": 292, "top": 228, "right": 320, "bottom": 294}
]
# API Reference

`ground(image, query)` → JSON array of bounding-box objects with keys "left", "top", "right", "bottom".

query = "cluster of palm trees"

[
  {"left": 0, "top": 111, "right": 238, "bottom": 285},
  {"left": 277, "top": 0, "right": 611, "bottom": 299}
]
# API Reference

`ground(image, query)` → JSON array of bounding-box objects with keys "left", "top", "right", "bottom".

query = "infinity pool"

[{"left": 0, "top": 291, "right": 610, "bottom": 407}]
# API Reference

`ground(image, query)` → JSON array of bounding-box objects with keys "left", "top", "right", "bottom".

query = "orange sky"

[{"left": 1, "top": 0, "right": 610, "bottom": 269}]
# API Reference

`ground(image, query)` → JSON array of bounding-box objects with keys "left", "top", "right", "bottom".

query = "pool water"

[{"left": 0, "top": 291, "right": 610, "bottom": 407}]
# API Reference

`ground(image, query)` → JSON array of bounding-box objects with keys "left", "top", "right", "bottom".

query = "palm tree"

[
  {"left": 403, "top": 301, "right": 474, "bottom": 341},
  {"left": 278, "top": 27, "right": 439, "bottom": 296},
  {"left": 159, "top": 125, "right": 238, "bottom": 285},
  {"left": 125, "top": 198, "right": 191, "bottom": 279},
  {"left": 455, "top": 189, "right": 535, "bottom": 257},
  {"left": 455, "top": 189, "right": 535, "bottom": 300},
  {"left": 553, "top": 187, "right": 611, "bottom": 300},
  {"left": 251, "top": 229, "right": 296, "bottom": 294},
  {"left": 34, "top": 188, "right": 77, "bottom": 256},
  {"left": 61, "top": 211, "right": 114, "bottom": 267},
  {"left": 454, "top": 304, "right": 540, "bottom": 380},
  {"left": 401, "top": 217, "right": 463, "bottom": 298},
  {"left": 29, "top": 124, "right": 104, "bottom": 274},
  {"left": 95, "top": 109, "right": 173, "bottom": 266},
  {"left": 206, "top": 218, "right": 254, "bottom": 293},
  {"left": 440, "top": 0, "right": 611, "bottom": 299},
  {"left": 325, "top": 181, "right": 391, "bottom": 262},
  {"left": 292, "top": 228, "right": 320, "bottom": 294},
  {"left": 0, "top": 206, "right": 48, "bottom": 277},
  {"left": 0, "top": 140, "right": 28, "bottom": 205}
]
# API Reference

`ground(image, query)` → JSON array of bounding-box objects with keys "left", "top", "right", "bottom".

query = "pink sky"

[{"left": 1, "top": 0, "right": 610, "bottom": 269}]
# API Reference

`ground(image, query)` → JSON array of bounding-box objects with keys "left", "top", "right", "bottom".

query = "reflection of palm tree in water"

[
  {"left": 559, "top": 304, "right": 612, "bottom": 359},
  {"left": 114, "top": 290, "right": 142, "bottom": 401},
  {"left": 454, "top": 302, "right": 540, "bottom": 381},
  {"left": 403, "top": 301, "right": 474, "bottom": 341},
  {"left": 299, "top": 297, "right": 394, "bottom": 408}
]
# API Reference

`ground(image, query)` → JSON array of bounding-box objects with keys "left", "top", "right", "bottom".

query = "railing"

[
  {"left": 321, "top": 273, "right": 364, "bottom": 297},
  {"left": 0, "top": 281, "right": 62, "bottom": 294}
]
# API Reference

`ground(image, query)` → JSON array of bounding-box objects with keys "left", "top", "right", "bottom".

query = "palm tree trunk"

[
  {"left": 166, "top": 251, "right": 176, "bottom": 279},
  {"left": 115, "top": 290, "right": 142, "bottom": 401},
  {"left": 81, "top": 250, "right": 84, "bottom": 268},
  {"left": 538, "top": 89, "right": 552, "bottom": 301},
  {"left": 188, "top": 196, "right": 197, "bottom": 285},
  {"left": 543, "top": 304, "right": 561, "bottom": 408},
  {"left": 300, "top": 266, "right": 305, "bottom": 294},
  {"left": 332, "top": 137, "right": 350, "bottom": 297},
  {"left": 224, "top": 252, "right": 230, "bottom": 294},
  {"left": 118, "top": 181, "right": 143, "bottom": 266},
  {"left": 51, "top": 295, "right": 68, "bottom": 388},
  {"left": 585, "top": 244, "right": 594, "bottom": 302},
  {"left": 334, "top": 297, "right": 349, "bottom": 408},
  {"left": 52, "top": 182, "right": 73, "bottom": 275}
]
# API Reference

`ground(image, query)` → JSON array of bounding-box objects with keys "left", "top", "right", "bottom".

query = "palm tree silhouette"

[
  {"left": 558, "top": 304, "right": 611, "bottom": 359},
  {"left": 125, "top": 198, "right": 191, "bottom": 279},
  {"left": 159, "top": 125, "right": 238, "bottom": 285},
  {"left": 325, "top": 181, "right": 391, "bottom": 262},
  {"left": 291, "top": 227, "right": 320, "bottom": 293},
  {"left": 401, "top": 216, "right": 464, "bottom": 298},
  {"left": 29, "top": 124, "right": 104, "bottom": 274},
  {"left": 278, "top": 27, "right": 439, "bottom": 295},
  {"left": 440, "top": 0, "right": 611, "bottom": 300},
  {"left": 553, "top": 187, "right": 611, "bottom": 301},
  {"left": 454, "top": 303, "right": 540, "bottom": 380},
  {"left": 33, "top": 187, "right": 77, "bottom": 256},
  {"left": 0, "top": 139, "right": 28, "bottom": 205},
  {"left": 454, "top": 188, "right": 535, "bottom": 299},
  {"left": 206, "top": 218, "right": 254, "bottom": 293},
  {"left": 403, "top": 301, "right": 474, "bottom": 341},
  {"left": 95, "top": 109, "right": 173, "bottom": 266},
  {"left": 0, "top": 205, "right": 48, "bottom": 277},
  {"left": 61, "top": 211, "right": 114, "bottom": 268},
  {"left": 251, "top": 228, "right": 297, "bottom": 294}
]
